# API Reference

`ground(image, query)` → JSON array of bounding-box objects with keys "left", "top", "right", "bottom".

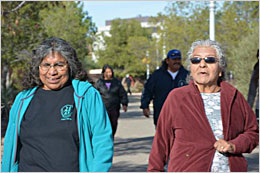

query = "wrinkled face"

[
  {"left": 166, "top": 58, "right": 182, "bottom": 72},
  {"left": 39, "top": 52, "right": 69, "bottom": 90},
  {"left": 104, "top": 68, "right": 113, "bottom": 80},
  {"left": 190, "top": 46, "right": 222, "bottom": 87}
]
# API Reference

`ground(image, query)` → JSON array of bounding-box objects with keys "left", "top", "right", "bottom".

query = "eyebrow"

[{"left": 41, "top": 61, "right": 67, "bottom": 64}]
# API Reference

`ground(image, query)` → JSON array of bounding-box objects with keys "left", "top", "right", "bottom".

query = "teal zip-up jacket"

[{"left": 1, "top": 79, "right": 114, "bottom": 172}]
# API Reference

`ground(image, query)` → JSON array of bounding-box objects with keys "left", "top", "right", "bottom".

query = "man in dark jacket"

[{"left": 140, "top": 49, "right": 189, "bottom": 127}]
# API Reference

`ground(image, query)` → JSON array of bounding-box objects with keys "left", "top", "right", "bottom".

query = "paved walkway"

[{"left": 110, "top": 93, "right": 259, "bottom": 172}]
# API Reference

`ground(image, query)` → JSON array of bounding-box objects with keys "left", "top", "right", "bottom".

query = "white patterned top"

[{"left": 201, "top": 92, "right": 230, "bottom": 172}]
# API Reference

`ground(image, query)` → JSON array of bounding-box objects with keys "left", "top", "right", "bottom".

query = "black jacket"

[
  {"left": 96, "top": 78, "right": 128, "bottom": 111},
  {"left": 140, "top": 65, "right": 189, "bottom": 126},
  {"left": 247, "top": 61, "right": 259, "bottom": 109}
]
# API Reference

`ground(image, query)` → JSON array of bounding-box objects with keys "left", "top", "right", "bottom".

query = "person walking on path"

[
  {"left": 125, "top": 74, "right": 134, "bottom": 95},
  {"left": 248, "top": 49, "right": 259, "bottom": 120},
  {"left": 140, "top": 49, "right": 189, "bottom": 127},
  {"left": 95, "top": 64, "right": 128, "bottom": 138},
  {"left": 1, "top": 37, "right": 113, "bottom": 172},
  {"left": 148, "top": 39, "right": 259, "bottom": 172}
]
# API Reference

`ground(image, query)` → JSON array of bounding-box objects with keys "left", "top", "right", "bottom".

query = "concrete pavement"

[{"left": 110, "top": 93, "right": 259, "bottom": 172}]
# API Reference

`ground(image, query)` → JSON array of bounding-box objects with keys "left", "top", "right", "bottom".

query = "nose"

[
  {"left": 48, "top": 66, "right": 58, "bottom": 75},
  {"left": 199, "top": 59, "right": 207, "bottom": 67}
]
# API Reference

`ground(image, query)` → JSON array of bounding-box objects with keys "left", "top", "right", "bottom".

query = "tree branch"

[{"left": 2, "top": 1, "right": 26, "bottom": 16}]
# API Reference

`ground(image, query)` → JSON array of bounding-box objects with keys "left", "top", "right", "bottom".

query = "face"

[
  {"left": 39, "top": 52, "right": 69, "bottom": 90},
  {"left": 166, "top": 58, "right": 182, "bottom": 72},
  {"left": 190, "top": 46, "right": 222, "bottom": 87},
  {"left": 104, "top": 68, "right": 113, "bottom": 80}
]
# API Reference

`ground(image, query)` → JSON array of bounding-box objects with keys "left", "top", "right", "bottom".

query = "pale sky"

[{"left": 83, "top": 1, "right": 170, "bottom": 27}]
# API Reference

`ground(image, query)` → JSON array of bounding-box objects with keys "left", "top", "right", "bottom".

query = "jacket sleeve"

[
  {"left": 1, "top": 93, "right": 22, "bottom": 172},
  {"left": 140, "top": 73, "right": 156, "bottom": 109},
  {"left": 247, "top": 68, "right": 258, "bottom": 108},
  {"left": 148, "top": 92, "right": 175, "bottom": 171},
  {"left": 94, "top": 79, "right": 101, "bottom": 92},
  {"left": 229, "top": 91, "right": 259, "bottom": 154},
  {"left": 85, "top": 88, "right": 114, "bottom": 171},
  {"left": 119, "top": 82, "right": 128, "bottom": 106}
]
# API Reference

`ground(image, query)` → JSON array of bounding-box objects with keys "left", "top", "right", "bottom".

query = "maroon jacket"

[{"left": 148, "top": 81, "right": 259, "bottom": 172}]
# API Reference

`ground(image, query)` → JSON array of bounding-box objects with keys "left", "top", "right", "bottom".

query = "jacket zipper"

[{"left": 74, "top": 92, "right": 83, "bottom": 141}]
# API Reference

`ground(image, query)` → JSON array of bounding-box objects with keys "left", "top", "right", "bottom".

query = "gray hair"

[
  {"left": 22, "top": 37, "right": 87, "bottom": 89},
  {"left": 186, "top": 39, "right": 226, "bottom": 81}
]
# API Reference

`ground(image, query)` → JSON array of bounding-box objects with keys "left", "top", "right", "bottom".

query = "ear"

[
  {"left": 218, "top": 69, "right": 222, "bottom": 77},
  {"left": 165, "top": 58, "right": 169, "bottom": 64}
]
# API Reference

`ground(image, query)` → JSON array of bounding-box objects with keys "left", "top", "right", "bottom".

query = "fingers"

[
  {"left": 143, "top": 114, "right": 150, "bottom": 118},
  {"left": 143, "top": 109, "right": 150, "bottom": 118},
  {"left": 214, "top": 139, "right": 235, "bottom": 153},
  {"left": 123, "top": 106, "right": 127, "bottom": 112}
]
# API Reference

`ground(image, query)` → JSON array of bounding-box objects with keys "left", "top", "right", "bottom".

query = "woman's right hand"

[{"left": 214, "top": 139, "right": 236, "bottom": 153}]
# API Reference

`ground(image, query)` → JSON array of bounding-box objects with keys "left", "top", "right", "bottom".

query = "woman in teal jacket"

[{"left": 2, "top": 37, "right": 113, "bottom": 172}]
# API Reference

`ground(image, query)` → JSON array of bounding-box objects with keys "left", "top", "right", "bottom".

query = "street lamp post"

[
  {"left": 209, "top": 1, "right": 215, "bottom": 41},
  {"left": 146, "top": 50, "right": 150, "bottom": 80}
]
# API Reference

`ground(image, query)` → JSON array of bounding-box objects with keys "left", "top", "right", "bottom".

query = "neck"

[
  {"left": 167, "top": 68, "right": 179, "bottom": 73},
  {"left": 196, "top": 84, "right": 220, "bottom": 93}
]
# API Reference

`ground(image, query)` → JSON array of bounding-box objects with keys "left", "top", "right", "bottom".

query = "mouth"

[
  {"left": 199, "top": 72, "right": 208, "bottom": 76},
  {"left": 46, "top": 76, "right": 62, "bottom": 84}
]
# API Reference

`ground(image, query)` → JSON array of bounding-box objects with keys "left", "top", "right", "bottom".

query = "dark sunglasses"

[{"left": 190, "top": 57, "right": 218, "bottom": 64}]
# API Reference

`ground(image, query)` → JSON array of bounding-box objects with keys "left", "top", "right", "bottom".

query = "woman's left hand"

[
  {"left": 123, "top": 105, "right": 127, "bottom": 112},
  {"left": 214, "top": 139, "right": 236, "bottom": 153}
]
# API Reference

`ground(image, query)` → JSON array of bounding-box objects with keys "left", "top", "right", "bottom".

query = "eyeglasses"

[
  {"left": 39, "top": 62, "right": 67, "bottom": 71},
  {"left": 190, "top": 57, "right": 218, "bottom": 64}
]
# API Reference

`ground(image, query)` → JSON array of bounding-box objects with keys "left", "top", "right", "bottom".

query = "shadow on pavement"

[
  {"left": 119, "top": 111, "right": 144, "bottom": 119},
  {"left": 114, "top": 136, "right": 154, "bottom": 156},
  {"left": 110, "top": 161, "right": 147, "bottom": 172},
  {"left": 245, "top": 151, "right": 259, "bottom": 172},
  {"left": 110, "top": 136, "right": 154, "bottom": 172},
  {"left": 128, "top": 95, "right": 141, "bottom": 103}
]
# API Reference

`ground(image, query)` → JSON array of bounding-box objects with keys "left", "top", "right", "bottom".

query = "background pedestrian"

[
  {"left": 96, "top": 64, "right": 128, "bottom": 138},
  {"left": 248, "top": 49, "right": 259, "bottom": 120},
  {"left": 140, "top": 49, "right": 189, "bottom": 127}
]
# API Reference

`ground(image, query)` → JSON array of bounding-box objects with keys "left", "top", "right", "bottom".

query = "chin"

[{"left": 44, "top": 84, "right": 64, "bottom": 90}]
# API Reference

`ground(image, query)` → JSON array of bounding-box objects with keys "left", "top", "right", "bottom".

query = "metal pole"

[
  {"left": 209, "top": 1, "right": 215, "bottom": 41},
  {"left": 162, "top": 32, "right": 166, "bottom": 59},
  {"left": 156, "top": 48, "right": 159, "bottom": 69},
  {"left": 161, "top": 19, "right": 166, "bottom": 59},
  {"left": 146, "top": 51, "right": 150, "bottom": 79}
]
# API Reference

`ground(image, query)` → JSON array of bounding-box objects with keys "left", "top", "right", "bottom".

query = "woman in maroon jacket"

[{"left": 148, "top": 39, "right": 259, "bottom": 172}]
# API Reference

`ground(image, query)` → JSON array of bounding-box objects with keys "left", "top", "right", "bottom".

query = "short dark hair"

[{"left": 22, "top": 37, "right": 87, "bottom": 89}]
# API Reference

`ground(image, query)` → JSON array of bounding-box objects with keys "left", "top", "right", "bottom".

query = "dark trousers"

[
  {"left": 107, "top": 109, "right": 120, "bottom": 137},
  {"left": 127, "top": 85, "right": 132, "bottom": 95}
]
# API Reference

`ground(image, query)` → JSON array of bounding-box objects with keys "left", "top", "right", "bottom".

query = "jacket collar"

[{"left": 189, "top": 80, "right": 237, "bottom": 140}]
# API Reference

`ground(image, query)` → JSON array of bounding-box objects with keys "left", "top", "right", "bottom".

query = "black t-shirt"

[{"left": 18, "top": 85, "right": 79, "bottom": 172}]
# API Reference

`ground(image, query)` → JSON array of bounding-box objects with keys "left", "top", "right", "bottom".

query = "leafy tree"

[
  {"left": 216, "top": 1, "right": 258, "bottom": 54},
  {"left": 39, "top": 1, "right": 97, "bottom": 69},
  {"left": 152, "top": 1, "right": 210, "bottom": 68},
  {"left": 215, "top": 1, "right": 259, "bottom": 97},
  {"left": 97, "top": 19, "right": 153, "bottom": 77},
  {"left": 1, "top": 1, "right": 64, "bottom": 92},
  {"left": 1, "top": 1, "right": 97, "bottom": 110},
  {"left": 229, "top": 24, "right": 259, "bottom": 97}
]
